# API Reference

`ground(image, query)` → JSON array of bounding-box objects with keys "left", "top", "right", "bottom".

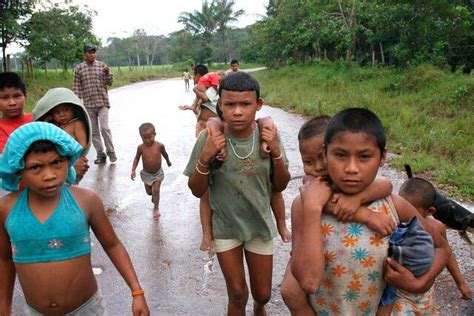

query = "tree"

[
  {"left": 23, "top": 5, "right": 97, "bottom": 71},
  {"left": 0, "top": 0, "right": 33, "bottom": 71},
  {"left": 213, "top": 0, "right": 244, "bottom": 62},
  {"left": 178, "top": 0, "right": 218, "bottom": 64}
]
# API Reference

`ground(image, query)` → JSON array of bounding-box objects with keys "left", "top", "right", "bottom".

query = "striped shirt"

[{"left": 73, "top": 60, "right": 113, "bottom": 109}]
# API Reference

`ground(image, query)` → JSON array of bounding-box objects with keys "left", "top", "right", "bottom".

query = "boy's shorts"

[
  {"left": 25, "top": 290, "right": 107, "bottom": 315},
  {"left": 214, "top": 236, "right": 273, "bottom": 255}
]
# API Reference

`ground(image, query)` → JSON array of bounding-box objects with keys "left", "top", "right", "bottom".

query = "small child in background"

[
  {"left": 0, "top": 72, "right": 33, "bottom": 154},
  {"left": 281, "top": 115, "right": 396, "bottom": 315},
  {"left": 131, "top": 123, "right": 172, "bottom": 219},
  {"left": 0, "top": 122, "right": 149, "bottom": 315},
  {"left": 33, "top": 87, "right": 92, "bottom": 184},
  {"left": 398, "top": 177, "right": 472, "bottom": 304},
  {"left": 182, "top": 69, "right": 192, "bottom": 90}
]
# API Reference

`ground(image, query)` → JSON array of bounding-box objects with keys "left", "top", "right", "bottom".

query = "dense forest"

[{"left": 1, "top": 0, "right": 473, "bottom": 72}]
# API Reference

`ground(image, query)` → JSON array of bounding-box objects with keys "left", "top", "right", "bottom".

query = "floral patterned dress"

[{"left": 309, "top": 197, "right": 399, "bottom": 316}]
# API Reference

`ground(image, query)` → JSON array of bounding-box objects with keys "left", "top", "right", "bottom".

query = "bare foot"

[
  {"left": 277, "top": 221, "right": 291, "bottom": 243},
  {"left": 153, "top": 208, "right": 161, "bottom": 220},
  {"left": 200, "top": 233, "right": 214, "bottom": 253}
]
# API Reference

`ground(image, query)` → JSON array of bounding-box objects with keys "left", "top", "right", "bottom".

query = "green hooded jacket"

[{"left": 32, "top": 87, "right": 92, "bottom": 156}]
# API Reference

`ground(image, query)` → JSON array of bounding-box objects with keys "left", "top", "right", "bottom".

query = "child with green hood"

[{"left": 33, "top": 88, "right": 92, "bottom": 184}]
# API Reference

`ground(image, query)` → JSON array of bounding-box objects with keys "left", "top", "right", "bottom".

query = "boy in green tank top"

[{"left": 184, "top": 72, "right": 291, "bottom": 315}]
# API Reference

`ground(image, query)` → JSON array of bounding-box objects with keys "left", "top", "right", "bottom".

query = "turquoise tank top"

[{"left": 5, "top": 186, "right": 91, "bottom": 263}]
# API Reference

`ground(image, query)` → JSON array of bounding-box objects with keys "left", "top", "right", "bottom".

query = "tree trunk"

[
  {"left": 2, "top": 44, "right": 7, "bottom": 72},
  {"left": 372, "top": 46, "right": 375, "bottom": 66},
  {"left": 44, "top": 63, "right": 48, "bottom": 76},
  {"left": 379, "top": 42, "right": 385, "bottom": 65},
  {"left": 6, "top": 54, "right": 11, "bottom": 71}
]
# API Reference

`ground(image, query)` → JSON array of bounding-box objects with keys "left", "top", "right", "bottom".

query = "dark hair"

[
  {"left": 400, "top": 177, "right": 436, "bottom": 210},
  {"left": 0, "top": 72, "right": 27, "bottom": 96},
  {"left": 218, "top": 72, "right": 260, "bottom": 100},
  {"left": 230, "top": 59, "right": 239, "bottom": 65},
  {"left": 193, "top": 64, "right": 208, "bottom": 76},
  {"left": 25, "top": 140, "right": 58, "bottom": 157},
  {"left": 139, "top": 122, "right": 155, "bottom": 134},
  {"left": 298, "top": 115, "right": 331, "bottom": 141},
  {"left": 324, "top": 108, "right": 386, "bottom": 153}
]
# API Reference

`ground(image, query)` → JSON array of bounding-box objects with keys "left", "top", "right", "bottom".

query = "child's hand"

[
  {"left": 201, "top": 127, "right": 226, "bottom": 163},
  {"left": 367, "top": 212, "right": 396, "bottom": 236},
  {"left": 458, "top": 282, "right": 473, "bottom": 300},
  {"left": 331, "top": 193, "right": 362, "bottom": 222},
  {"left": 167, "top": 161, "right": 172, "bottom": 167},
  {"left": 259, "top": 123, "right": 280, "bottom": 157},
  {"left": 300, "top": 176, "right": 332, "bottom": 212},
  {"left": 178, "top": 105, "right": 193, "bottom": 111},
  {"left": 131, "top": 171, "right": 136, "bottom": 180},
  {"left": 103, "top": 66, "right": 109, "bottom": 75},
  {"left": 132, "top": 295, "right": 150, "bottom": 316}
]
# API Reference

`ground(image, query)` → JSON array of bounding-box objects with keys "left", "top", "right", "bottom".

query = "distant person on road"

[
  {"left": 73, "top": 44, "right": 117, "bottom": 165},
  {"left": 0, "top": 72, "right": 33, "bottom": 154},
  {"left": 182, "top": 69, "right": 192, "bottom": 90},
  {"left": 33, "top": 87, "right": 92, "bottom": 184},
  {"left": 0, "top": 122, "right": 149, "bottom": 316},
  {"left": 184, "top": 72, "right": 291, "bottom": 315},
  {"left": 131, "top": 122, "right": 172, "bottom": 219},
  {"left": 226, "top": 59, "right": 240, "bottom": 74}
]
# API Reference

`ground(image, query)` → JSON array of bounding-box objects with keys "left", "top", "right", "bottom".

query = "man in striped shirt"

[{"left": 73, "top": 45, "right": 117, "bottom": 164}]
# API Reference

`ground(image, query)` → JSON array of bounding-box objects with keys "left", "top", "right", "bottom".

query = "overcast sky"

[
  {"left": 77, "top": 0, "right": 268, "bottom": 43},
  {"left": 7, "top": 0, "right": 268, "bottom": 54}
]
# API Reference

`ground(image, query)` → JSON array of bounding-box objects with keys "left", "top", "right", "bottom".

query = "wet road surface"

[{"left": 10, "top": 77, "right": 473, "bottom": 315}]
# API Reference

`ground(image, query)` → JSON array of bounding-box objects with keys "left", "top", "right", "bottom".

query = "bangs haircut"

[
  {"left": 193, "top": 64, "right": 208, "bottom": 76},
  {"left": 298, "top": 115, "right": 331, "bottom": 141},
  {"left": 139, "top": 122, "right": 155, "bottom": 134},
  {"left": 0, "top": 72, "right": 27, "bottom": 95},
  {"left": 25, "top": 140, "right": 59, "bottom": 157},
  {"left": 218, "top": 72, "right": 260, "bottom": 100},
  {"left": 400, "top": 177, "right": 436, "bottom": 210},
  {"left": 325, "top": 108, "right": 386, "bottom": 153}
]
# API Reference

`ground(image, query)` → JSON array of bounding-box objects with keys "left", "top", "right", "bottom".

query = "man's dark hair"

[
  {"left": 218, "top": 72, "right": 260, "bottom": 100},
  {"left": 324, "top": 108, "right": 386, "bottom": 153},
  {"left": 193, "top": 64, "right": 208, "bottom": 76},
  {"left": 139, "top": 122, "right": 155, "bottom": 134},
  {"left": 298, "top": 115, "right": 331, "bottom": 141},
  {"left": 25, "top": 140, "right": 58, "bottom": 157},
  {"left": 0, "top": 72, "right": 26, "bottom": 96},
  {"left": 230, "top": 59, "right": 239, "bottom": 65},
  {"left": 400, "top": 177, "right": 436, "bottom": 210}
]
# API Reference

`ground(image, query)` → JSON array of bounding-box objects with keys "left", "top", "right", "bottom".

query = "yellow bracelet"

[
  {"left": 271, "top": 152, "right": 283, "bottom": 160},
  {"left": 131, "top": 289, "right": 145, "bottom": 297},
  {"left": 196, "top": 164, "right": 210, "bottom": 175},
  {"left": 197, "top": 159, "right": 209, "bottom": 168}
]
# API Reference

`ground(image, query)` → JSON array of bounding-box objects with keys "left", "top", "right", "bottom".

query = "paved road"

[{"left": 10, "top": 77, "right": 473, "bottom": 315}]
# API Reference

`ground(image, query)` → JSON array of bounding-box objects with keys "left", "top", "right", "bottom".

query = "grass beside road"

[{"left": 253, "top": 62, "right": 474, "bottom": 199}]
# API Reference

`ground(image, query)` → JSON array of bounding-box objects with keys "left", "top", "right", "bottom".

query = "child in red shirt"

[{"left": 0, "top": 72, "right": 33, "bottom": 153}]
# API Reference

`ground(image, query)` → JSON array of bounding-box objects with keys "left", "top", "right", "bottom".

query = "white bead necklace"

[{"left": 228, "top": 131, "right": 256, "bottom": 160}]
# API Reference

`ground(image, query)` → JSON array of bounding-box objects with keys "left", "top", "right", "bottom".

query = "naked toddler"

[{"left": 131, "top": 123, "right": 171, "bottom": 219}]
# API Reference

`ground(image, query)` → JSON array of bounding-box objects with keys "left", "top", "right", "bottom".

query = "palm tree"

[{"left": 213, "top": 0, "right": 244, "bottom": 62}]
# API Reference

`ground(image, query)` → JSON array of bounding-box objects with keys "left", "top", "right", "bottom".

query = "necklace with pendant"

[{"left": 228, "top": 130, "right": 255, "bottom": 160}]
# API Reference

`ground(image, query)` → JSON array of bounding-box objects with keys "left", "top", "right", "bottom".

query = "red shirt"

[
  {"left": 198, "top": 72, "right": 220, "bottom": 89},
  {"left": 0, "top": 113, "right": 34, "bottom": 153}
]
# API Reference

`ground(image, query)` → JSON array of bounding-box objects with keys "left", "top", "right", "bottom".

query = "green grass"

[{"left": 253, "top": 63, "right": 474, "bottom": 199}]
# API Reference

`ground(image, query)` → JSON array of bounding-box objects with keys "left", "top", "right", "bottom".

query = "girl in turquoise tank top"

[
  {"left": 0, "top": 122, "right": 149, "bottom": 315},
  {"left": 290, "top": 109, "right": 451, "bottom": 315}
]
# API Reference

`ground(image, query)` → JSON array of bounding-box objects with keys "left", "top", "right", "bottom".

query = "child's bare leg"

[
  {"left": 271, "top": 191, "right": 291, "bottom": 242},
  {"left": 151, "top": 180, "right": 162, "bottom": 219},
  {"left": 281, "top": 262, "right": 315, "bottom": 315},
  {"left": 257, "top": 116, "right": 274, "bottom": 159},
  {"left": 245, "top": 250, "right": 273, "bottom": 316},
  {"left": 199, "top": 190, "right": 213, "bottom": 252},
  {"left": 206, "top": 117, "right": 226, "bottom": 160},
  {"left": 216, "top": 246, "right": 249, "bottom": 315}
]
